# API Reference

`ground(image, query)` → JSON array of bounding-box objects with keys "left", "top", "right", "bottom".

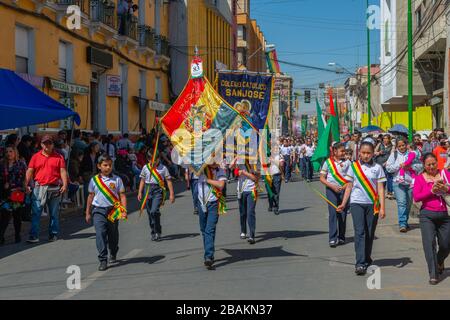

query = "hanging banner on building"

[{"left": 217, "top": 72, "right": 273, "bottom": 130}]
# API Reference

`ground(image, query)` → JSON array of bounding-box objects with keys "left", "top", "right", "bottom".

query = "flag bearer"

[
  {"left": 138, "top": 149, "right": 175, "bottom": 242},
  {"left": 320, "top": 142, "right": 351, "bottom": 248},
  {"left": 85, "top": 155, "right": 127, "bottom": 271},
  {"left": 232, "top": 158, "right": 260, "bottom": 244},
  {"left": 338, "top": 141, "right": 386, "bottom": 276},
  {"left": 197, "top": 163, "right": 227, "bottom": 269}
]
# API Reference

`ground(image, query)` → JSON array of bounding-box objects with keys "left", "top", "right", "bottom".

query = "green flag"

[
  {"left": 329, "top": 95, "right": 340, "bottom": 142},
  {"left": 316, "top": 99, "right": 325, "bottom": 138},
  {"left": 311, "top": 119, "right": 333, "bottom": 172}
]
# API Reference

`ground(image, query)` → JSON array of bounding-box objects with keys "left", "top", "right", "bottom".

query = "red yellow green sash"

[
  {"left": 93, "top": 175, "right": 127, "bottom": 222},
  {"left": 205, "top": 167, "right": 227, "bottom": 215},
  {"left": 140, "top": 164, "right": 167, "bottom": 213},
  {"left": 326, "top": 158, "right": 348, "bottom": 186},
  {"left": 351, "top": 162, "right": 380, "bottom": 214}
]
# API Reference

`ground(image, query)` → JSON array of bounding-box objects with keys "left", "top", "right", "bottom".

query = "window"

[
  {"left": 59, "top": 41, "right": 68, "bottom": 82},
  {"left": 15, "top": 25, "right": 29, "bottom": 73},
  {"left": 237, "top": 25, "right": 246, "bottom": 41},
  {"left": 237, "top": 48, "right": 247, "bottom": 66}
]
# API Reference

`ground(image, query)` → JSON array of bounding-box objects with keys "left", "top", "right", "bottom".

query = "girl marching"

[
  {"left": 138, "top": 149, "right": 175, "bottom": 242},
  {"left": 319, "top": 142, "right": 350, "bottom": 248},
  {"left": 338, "top": 141, "right": 386, "bottom": 275}
]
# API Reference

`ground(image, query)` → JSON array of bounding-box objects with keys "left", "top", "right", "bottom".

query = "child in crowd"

[
  {"left": 345, "top": 149, "right": 353, "bottom": 162},
  {"left": 85, "top": 155, "right": 127, "bottom": 271},
  {"left": 399, "top": 144, "right": 421, "bottom": 184}
]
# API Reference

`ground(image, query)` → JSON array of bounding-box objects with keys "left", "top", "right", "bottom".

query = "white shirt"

[
  {"left": 305, "top": 144, "right": 315, "bottom": 157},
  {"left": 320, "top": 159, "right": 351, "bottom": 186},
  {"left": 345, "top": 162, "right": 386, "bottom": 204},
  {"left": 197, "top": 168, "right": 227, "bottom": 205},
  {"left": 269, "top": 155, "right": 282, "bottom": 175},
  {"left": 237, "top": 164, "right": 257, "bottom": 194},
  {"left": 280, "top": 146, "right": 293, "bottom": 157},
  {"left": 139, "top": 163, "right": 171, "bottom": 185},
  {"left": 386, "top": 151, "right": 415, "bottom": 185},
  {"left": 88, "top": 174, "right": 125, "bottom": 208}
]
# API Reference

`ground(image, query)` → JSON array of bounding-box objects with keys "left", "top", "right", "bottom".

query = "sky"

[{"left": 250, "top": 0, "right": 381, "bottom": 96}]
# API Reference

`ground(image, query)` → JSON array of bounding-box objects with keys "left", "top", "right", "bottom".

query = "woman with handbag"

[
  {"left": 413, "top": 153, "right": 450, "bottom": 285},
  {"left": 0, "top": 146, "right": 27, "bottom": 245}
]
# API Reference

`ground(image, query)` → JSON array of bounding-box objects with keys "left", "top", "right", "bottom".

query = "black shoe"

[
  {"left": 338, "top": 239, "right": 345, "bottom": 246},
  {"left": 329, "top": 241, "right": 337, "bottom": 248},
  {"left": 109, "top": 256, "right": 117, "bottom": 264},
  {"left": 204, "top": 258, "right": 214, "bottom": 269},
  {"left": 248, "top": 238, "right": 256, "bottom": 245},
  {"left": 399, "top": 227, "right": 407, "bottom": 233},
  {"left": 429, "top": 278, "right": 439, "bottom": 285},
  {"left": 27, "top": 237, "right": 39, "bottom": 244},
  {"left": 155, "top": 233, "right": 161, "bottom": 241},
  {"left": 355, "top": 266, "right": 366, "bottom": 276},
  {"left": 193, "top": 209, "right": 199, "bottom": 215},
  {"left": 98, "top": 261, "right": 108, "bottom": 271},
  {"left": 15, "top": 235, "right": 21, "bottom": 244},
  {"left": 48, "top": 235, "right": 58, "bottom": 242},
  {"left": 268, "top": 207, "right": 273, "bottom": 212},
  {"left": 274, "top": 209, "right": 280, "bottom": 215},
  {"left": 151, "top": 234, "right": 157, "bottom": 241}
]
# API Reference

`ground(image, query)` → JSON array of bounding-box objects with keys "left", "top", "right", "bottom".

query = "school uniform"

[
  {"left": 280, "top": 146, "right": 293, "bottom": 182},
  {"left": 197, "top": 167, "right": 227, "bottom": 262},
  {"left": 189, "top": 169, "right": 200, "bottom": 214},
  {"left": 345, "top": 161, "right": 386, "bottom": 269},
  {"left": 267, "top": 155, "right": 283, "bottom": 213},
  {"left": 140, "top": 163, "right": 171, "bottom": 237},
  {"left": 320, "top": 158, "right": 351, "bottom": 244},
  {"left": 237, "top": 164, "right": 258, "bottom": 239},
  {"left": 88, "top": 174, "right": 125, "bottom": 262},
  {"left": 304, "top": 144, "right": 315, "bottom": 180}
]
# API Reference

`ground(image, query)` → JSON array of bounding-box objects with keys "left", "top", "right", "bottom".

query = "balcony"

[
  {"left": 154, "top": 35, "right": 170, "bottom": 67},
  {"left": 117, "top": 14, "right": 139, "bottom": 50},
  {"left": 52, "top": 0, "right": 90, "bottom": 25},
  {"left": 89, "top": 0, "right": 117, "bottom": 40},
  {"left": 137, "top": 25, "right": 156, "bottom": 58}
]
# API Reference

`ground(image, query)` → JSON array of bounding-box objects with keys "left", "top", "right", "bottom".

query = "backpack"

[{"left": 392, "top": 150, "right": 423, "bottom": 174}]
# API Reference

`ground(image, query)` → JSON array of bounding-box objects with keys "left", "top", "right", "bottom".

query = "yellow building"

[
  {"left": 169, "top": 0, "right": 234, "bottom": 95},
  {"left": 0, "top": 0, "right": 170, "bottom": 135}
]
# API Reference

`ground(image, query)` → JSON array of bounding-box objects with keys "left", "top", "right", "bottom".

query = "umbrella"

[
  {"left": 359, "top": 125, "right": 384, "bottom": 133},
  {"left": 388, "top": 124, "right": 408, "bottom": 135}
]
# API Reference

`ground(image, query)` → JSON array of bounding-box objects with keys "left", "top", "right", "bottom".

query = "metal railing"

[
  {"left": 137, "top": 25, "right": 156, "bottom": 51},
  {"left": 90, "top": 0, "right": 116, "bottom": 29},
  {"left": 118, "top": 14, "right": 138, "bottom": 40},
  {"left": 155, "top": 35, "right": 169, "bottom": 57},
  {"left": 54, "top": 0, "right": 88, "bottom": 14}
]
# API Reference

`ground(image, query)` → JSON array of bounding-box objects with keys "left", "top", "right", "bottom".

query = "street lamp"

[{"left": 328, "top": 62, "right": 354, "bottom": 75}]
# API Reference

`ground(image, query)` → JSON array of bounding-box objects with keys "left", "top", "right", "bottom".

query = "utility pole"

[
  {"left": 366, "top": 0, "right": 372, "bottom": 126},
  {"left": 407, "top": 0, "right": 413, "bottom": 142}
]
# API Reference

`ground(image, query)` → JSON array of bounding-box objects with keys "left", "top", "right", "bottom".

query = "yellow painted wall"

[{"left": 360, "top": 106, "right": 433, "bottom": 131}]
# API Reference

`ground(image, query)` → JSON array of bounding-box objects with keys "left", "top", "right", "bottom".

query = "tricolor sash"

[
  {"left": 140, "top": 164, "right": 167, "bottom": 213},
  {"left": 205, "top": 167, "right": 227, "bottom": 215},
  {"left": 351, "top": 162, "right": 380, "bottom": 214},
  {"left": 92, "top": 175, "right": 127, "bottom": 222},
  {"left": 326, "top": 158, "right": 348, "bottom": 186}
]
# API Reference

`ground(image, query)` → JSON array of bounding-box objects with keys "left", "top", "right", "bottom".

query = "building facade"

[
  {"left": 0, "top": 0, "right": 170, "bottom": 135},
  {"left": 169, "top": 0, "right": 234, "bottom": 96}
]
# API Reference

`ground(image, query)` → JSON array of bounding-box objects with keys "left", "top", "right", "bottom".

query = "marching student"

[
  {"left": 338, "top": 141, "right": 386, "bottom": 276},
  {"left": 266, "top": 145, "right": 284, "bottom": 215},
  {"left": 185, "top": 167, "right": 200, "bottom": 215},
  {"left": 320, "top": 142, "right": 351, "bottom": 248},
  {"left": 280, "top": 139, "right": 293, "bottom": 183},
  {"left": 197, "top": 163, "right": 227, "bottom": 269},
  {"left": 85, "top": 155, "right": 127, "bottom": 271},
  {"left": 138, "top": 149, "right": 175, "bottom": 242},
  {"left": 232, "top": 157, "right": 260, "bottom": 244}
]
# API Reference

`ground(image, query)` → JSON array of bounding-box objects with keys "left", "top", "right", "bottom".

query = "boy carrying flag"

[
  {"left": 138, "top": 149, "right": 175, "bottom": 242},
  {"left": 85, "top": 155, "right": 127, "bottom": 271}
]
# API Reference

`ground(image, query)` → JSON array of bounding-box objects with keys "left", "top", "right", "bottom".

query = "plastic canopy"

[{"left": 0, "top": 68, "right": 80, "bottom": 130}]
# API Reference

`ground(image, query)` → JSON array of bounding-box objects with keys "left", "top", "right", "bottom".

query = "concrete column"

[{"left": 98, "top": 73, "right": 107, "bottom": 134}]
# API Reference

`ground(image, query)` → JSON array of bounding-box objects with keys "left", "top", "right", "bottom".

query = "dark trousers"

[
  {"left": 300, "top": 158, "right": 306, "bottom": 179},
  {"left": 268, "top": 174, "right": 282, "bottom": 210},
  {"left": 145, "top": 185, "right": 163, "bottom": 235},
  {"left": 190, "top": 179, "right": 200, "bottom": 213},
  {"left": 326, "top": 188, "right": 347, "bottom": 243},
  {"left": 199, "top": 201, "right": 219, "bottom": 260},
  {"left": 92, "top": 206, "right": 119, "bottom": 262},
  {"left": 419, "top": 210, "right": 450, "bottom": 279},
  {"left": 0, "top": 208, "right": 22, "bottom": 240},
  {"left": 283, "top": 155, "right": 291, "bottom": 182},
  {"left": 350, "top": 203, "right": 378, "bottom": 268},
  {"left": 239, "top": 191, "right": 256, "bottom": 238},
  {"left": 305, "top": 156, "right": 313, "bottom": 180}
]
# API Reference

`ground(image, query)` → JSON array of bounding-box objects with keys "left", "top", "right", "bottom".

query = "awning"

[
  {"left": 0, "top": 68, "right": 81, "bottom": 130},
  {"left": 381, "top": 94, "right": 428, "bottom": 112}
]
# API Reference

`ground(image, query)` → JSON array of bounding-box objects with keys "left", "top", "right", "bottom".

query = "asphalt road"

[{"left": 0, "top": 176, "right": 449, "bottom": 300}]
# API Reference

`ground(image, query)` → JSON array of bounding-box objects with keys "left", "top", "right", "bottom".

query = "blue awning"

[{"left": 0, "top": 68, "right": 81, "bottom": 130}]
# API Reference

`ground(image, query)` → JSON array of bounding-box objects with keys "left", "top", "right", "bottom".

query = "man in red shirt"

[{"left": 25, "top": 135, "right": 68, "bottom": 243}]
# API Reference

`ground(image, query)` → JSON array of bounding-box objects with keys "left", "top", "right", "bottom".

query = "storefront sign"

[
  {"left": 107, "top": 75, "right": 121, "bottom": 97},
  {"left": 149, "top": 101, "right": 170, "bottom": 112},
  {"left": 49, "top": 78, "right": 89, "bottom": 95}
]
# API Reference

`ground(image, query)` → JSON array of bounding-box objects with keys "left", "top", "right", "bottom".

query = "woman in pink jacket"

[{"left": 413, "top": 153, "right": 450, "bottom": 285}]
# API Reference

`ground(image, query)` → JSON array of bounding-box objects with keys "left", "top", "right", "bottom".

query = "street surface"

[{"left": 0, "top": 177, "right": 449, "bottom": 300}]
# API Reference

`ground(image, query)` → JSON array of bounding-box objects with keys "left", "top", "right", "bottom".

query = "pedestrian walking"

[
  {"left": 433, "top": 138, "right": 449, "bottom": 171},
  {"left": 338, "top": 141, "right": 386, "bottom": 276},
  {"left": 0, "top": 146, "right": 27, "bottom": 245},
  {"left": 185, "top": 167, "right": 200, "bottom": 215},
  {"left": 386, "top": 137, "right": 416, "bottom": 232},
  {"left": 25, "top": 135, "right": 68, "bottom": 243},
  {"left": 304, "top": 137, "right": 315, "bottom": 182},
  {"left": 280, "top": 139, "right": 293, "bottom": 183},
  {"left": 413, "top": 153, "right": 450, "bottom": 285},
  {"left": 85, "top": 155, "right": 127, "bottom": 271},
  {"left": 137, "top": 149, "right": 175, "bottom": 242},
  {"left": 233, "top": 159, "right": 259, "bottom": 244},
  {"left": 197, "top": 163, "right": 227, "bottom": 269},
  {"left": 266, "top": 145, "right": 284, "bottom": 215},
  {"left": 319, "top": 142, "right": 350, "bottom": 248}
]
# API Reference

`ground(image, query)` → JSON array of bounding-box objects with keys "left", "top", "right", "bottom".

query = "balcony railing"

[
  {"left": 90, "top": 0, "right": 116, "bottom": 29},
  {"left": 138, "top": 25, "right": 156, "bottom": 51},
  {"left": 155, "top": 35, "right": 169, "bottom": 57},
  {"left": 54, "top": 0, "right": 89, "bottom": 14},
  {"left": 118, "top": 14, "right": 138, "bottom": 40}
]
